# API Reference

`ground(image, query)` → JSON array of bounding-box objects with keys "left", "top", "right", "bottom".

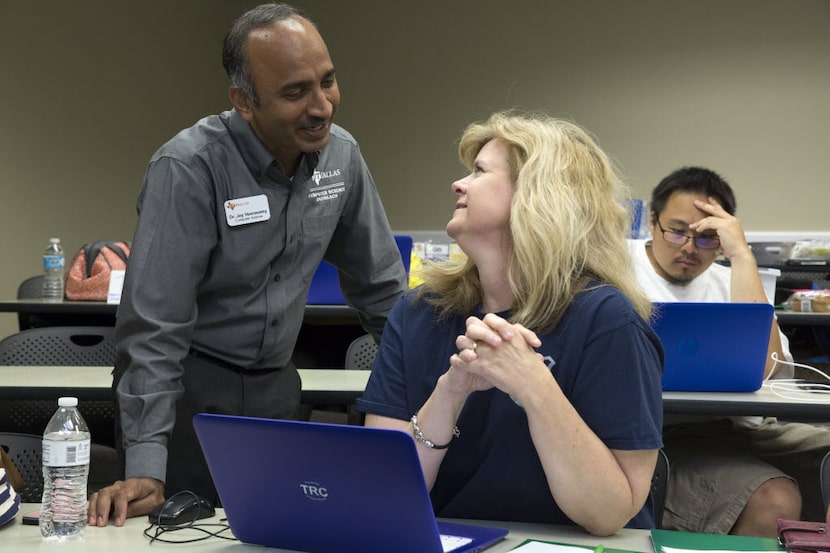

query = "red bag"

[{"left": 64, "top": 241, "right": 130, "bottom": 301}]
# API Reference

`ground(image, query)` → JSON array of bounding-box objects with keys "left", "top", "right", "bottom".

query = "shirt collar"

[{"left": 225, "top": 109, "right": 321, "bottom": 182}]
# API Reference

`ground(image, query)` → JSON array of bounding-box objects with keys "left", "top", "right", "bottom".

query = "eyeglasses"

[{"left": 655, "top": 219, "right": 720, "bottom": 250}]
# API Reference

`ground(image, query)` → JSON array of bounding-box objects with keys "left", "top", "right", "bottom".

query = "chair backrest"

[
  {"left": 345, "top": 334, "right": 378, "bottom": 371},
  {"left": 17, "top": 275, "right": 44, "bottom": 299},
  {"left": 0, "top": 397, "right": 116, "bottom": 449},
  {"left": 0, "top": 432, "right": 44, "bottom": 503},
  {"left": 0, "top": 326, "right": 116, "bottom": 366},
  {"left": 821, "top": 450, "right": 829, "bottom": 513},
  {"left": 16, "top": 275, "right": 45, "bottom": 330},
  {"left": 651, "top": 448, "right": 670, "bottom": 529}
]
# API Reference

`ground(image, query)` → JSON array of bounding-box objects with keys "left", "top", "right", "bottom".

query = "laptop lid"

[
  {"left": 193, "top": 413, "right": 507, "bottom": 553},
  {"left": 650, "top": 302, "right": 774, "bottom": 392}
]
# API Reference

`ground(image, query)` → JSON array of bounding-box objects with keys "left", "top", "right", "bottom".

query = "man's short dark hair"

[
  {"left": 650, "top": 166, "right": 737, "bottom": 219},
  {"left": 222, "top": 3, "right": 313, "bottom": 106}
]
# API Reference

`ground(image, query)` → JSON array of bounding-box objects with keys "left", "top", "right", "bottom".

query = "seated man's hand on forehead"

[{"left": 688, "top": 196, "right": 752, "bottom": 261}]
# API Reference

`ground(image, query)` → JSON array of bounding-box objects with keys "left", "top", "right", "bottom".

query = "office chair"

[
  {"left": 341, "top": 334, "right": 379, "bottom": 425},
  {"left": 0, "top": 326, "right": 118, "bottom": 449},
  {"left": 16, "top": 275, "right": 45, "bottom": 330},
  {"left": 345, "top": 334, "right": 378, "bottom": 371},
  {"left": 17, "top": 275, "right": 44, "bottom": 300},
  {"left": 0, "top": 432, "right": 44, "bottom": 503},
  {"left": 0, "top": 326, "right": 117, "bottom": 366},
  {"left": 651, "top": 449, "right": 670, "bottom": 529},
  {"left": 0, "top": 397, "right": 117, "bottom": 448},
  {"left": 0, "top": 430, "right": 121, "bottom": 501},
  {"left": 821, "top": 450, "right": 829, "bottom": 513}
]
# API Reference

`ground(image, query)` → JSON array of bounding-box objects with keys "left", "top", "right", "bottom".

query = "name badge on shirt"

[{"left": 224, "top": 194, "right": 271, "bottom": 227}]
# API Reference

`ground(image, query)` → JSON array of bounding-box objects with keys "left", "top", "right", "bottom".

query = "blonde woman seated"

[{"left": 356, "top": 111, "right": 664, "bottom": 536}]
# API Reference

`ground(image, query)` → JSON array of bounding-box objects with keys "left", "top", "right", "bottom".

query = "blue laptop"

[
  {"left": 306, "top": 235, "right": 413, "bottom": 304},
  {"left": 193, "top": 413, "right": 507, "bottom": 553},
  {"left": 650, "top": 302, "right": 774, "bottom": 392}
]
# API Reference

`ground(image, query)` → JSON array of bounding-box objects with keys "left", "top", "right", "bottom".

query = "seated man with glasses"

[{"left": 628, "top": 166, "right": 830, "bottom": 536}]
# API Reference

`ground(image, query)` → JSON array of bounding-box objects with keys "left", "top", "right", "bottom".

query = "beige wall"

[{"left": 1, "top": 0, "right": 828, "bottom": 338}]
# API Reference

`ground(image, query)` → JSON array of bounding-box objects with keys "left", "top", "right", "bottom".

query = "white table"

[
  {"left": 663, "top": 380, "right": 830, "bottom": 421},
  {"left": 0, "top": 300, "right": 360, "bottom": 321},
  {"left": 3, "top": 366, "right": 828, "bottom": 420},
  {"left": 0, "top": 367, "right": 371, "bottom": 406},
  {"left": 1, "top": 503, "right": 652, "bottom": 553}
]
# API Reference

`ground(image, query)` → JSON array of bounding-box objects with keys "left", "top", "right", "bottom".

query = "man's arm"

[
  {"left": 89, "top": 157, "right": 216, "bottom": 525},
  {"left": 690, "top": 197, "right": 787, "bottom": 377},
  {"left": 324, "top": 149, "right": 407, "bottom": 339}
]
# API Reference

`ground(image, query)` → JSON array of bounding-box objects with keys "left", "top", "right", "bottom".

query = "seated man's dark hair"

[{"left": 650, "top": 166, "right": 737, "bottom": 217}]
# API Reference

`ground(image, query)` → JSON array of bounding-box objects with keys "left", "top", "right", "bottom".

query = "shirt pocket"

[{"left": 299, "top": 213, "right": 340, "bottom": 282}]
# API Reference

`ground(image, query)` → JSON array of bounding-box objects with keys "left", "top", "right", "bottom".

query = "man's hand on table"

[{"left": 88, "top": 477, "right": 165, "bottom": 527}]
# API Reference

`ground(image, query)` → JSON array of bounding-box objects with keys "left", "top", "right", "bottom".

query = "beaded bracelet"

[{"left": 410, "top": 414, "right": 460, "bottom": 450}]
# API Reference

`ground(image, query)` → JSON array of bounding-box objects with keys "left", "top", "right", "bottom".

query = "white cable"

[
  {"left": 766, "top": 352, "right": 785, "bottom": 380},
  {"left": 765, "top": 382, "right": 830, "bottom": 401},
  {"left": 767, "top": 352, "right": 830, "bottom": 381},
  {"left": 763, "top": 352, "right": 830, "bottom": 401}
]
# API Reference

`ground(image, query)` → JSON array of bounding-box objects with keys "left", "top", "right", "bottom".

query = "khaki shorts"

[{"left": 662, "top": 418, "right": 830, "bottom": 533}]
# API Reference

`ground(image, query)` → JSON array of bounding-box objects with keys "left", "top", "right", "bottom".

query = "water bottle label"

[
  {"left": 42, "top": 439, "right": 91, "bottom": 467},
  {"left": 43, "top": 255, "right": 65, "bottom": 270}
]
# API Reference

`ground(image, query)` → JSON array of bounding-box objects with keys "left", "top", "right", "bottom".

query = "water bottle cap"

[
  {"left": 58, "top": 397, "right": 78, "bottom": 407},
  {"left": 49, "top": 237, "right": 60, "bottom": 243}
]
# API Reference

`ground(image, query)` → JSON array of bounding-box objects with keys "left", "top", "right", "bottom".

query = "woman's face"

[{"left": 446, "top": 139, "right": 514, "bottom": 247}]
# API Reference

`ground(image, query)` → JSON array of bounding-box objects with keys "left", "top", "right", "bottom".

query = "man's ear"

[{"left": 229, "top": 87, "right": 254, "bottom": 121}]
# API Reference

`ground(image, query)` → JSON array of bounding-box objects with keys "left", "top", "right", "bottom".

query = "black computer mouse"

[{"left": 148, "top": 493, "right": 215, "bottom": 526}]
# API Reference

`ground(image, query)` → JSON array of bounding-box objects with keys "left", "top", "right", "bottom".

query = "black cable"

[
  {"left": 143, "top": 521, "right": 236, "bottom": 544},
  {"left": 143, "top": 490, "right": 237, "bottom": 545}
]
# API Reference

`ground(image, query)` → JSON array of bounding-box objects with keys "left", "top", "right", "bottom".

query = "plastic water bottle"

[
  {"left": 40, "top": 397, "right": 90, "bottom": 540},
  {"left": 42, "top": 237, "right": 65, "bottom": 301}
]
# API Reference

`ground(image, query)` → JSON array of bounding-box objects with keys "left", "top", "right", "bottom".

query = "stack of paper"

[
  {"left": 651, "top": 529, "right": 784, "bottom": 553},
  {"left": 510, "top": 529, "right": 785, "bottom": 553},
  {"left": 510, "top": 540, "right": 641, "bottom": 553}
]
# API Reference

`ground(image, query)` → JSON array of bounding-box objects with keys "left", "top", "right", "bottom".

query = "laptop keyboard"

[{"left": 441, "top": 533, "right": 473, "bottom": 552}]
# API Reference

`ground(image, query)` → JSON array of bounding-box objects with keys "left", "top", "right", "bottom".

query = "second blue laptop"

[
  {"left": 651, "top": 302, "right": 774, "bottom": 392},
  {"left": 193, "top": 413, "right": 507, "bottom": 553}
]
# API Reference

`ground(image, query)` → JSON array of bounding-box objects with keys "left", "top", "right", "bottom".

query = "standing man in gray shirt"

[{"left": 88, "top": 3, "right": 406, "bottom": 526}]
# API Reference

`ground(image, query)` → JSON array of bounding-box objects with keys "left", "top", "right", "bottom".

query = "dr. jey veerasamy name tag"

[{"left": 224, "top": 194, "right": 271, "bottom": 227}]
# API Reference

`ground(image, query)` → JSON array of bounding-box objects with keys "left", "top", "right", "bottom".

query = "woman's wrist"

[
  {"left": 435, "top": 371, "right": 472, "bottom": 409},
  {"left": 410, "top": 374, "right": 469, "bottom": 449}
]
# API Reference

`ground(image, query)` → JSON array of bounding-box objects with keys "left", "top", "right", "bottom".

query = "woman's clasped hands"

[{"left": 448, "top": 313, "right": 549, "bottom": 405}]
